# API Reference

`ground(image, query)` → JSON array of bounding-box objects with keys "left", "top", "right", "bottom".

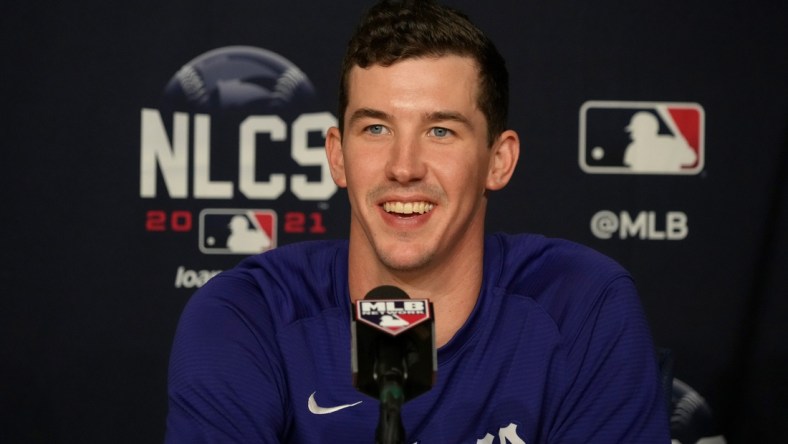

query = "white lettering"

[
  {"left": 619, "top": 211, "right": 648, "bottom": 240},
  {"left": 194, "top": 113, "right": 233, "bottom": 198},
  {"left": 239, "top": 115, "right": 288, "bottom": 199},
  {"left": 140, "top": 109, "right": 189, "bottom": 198},
  {"left": 361, "top": 301, "right": 388, "bottom": 313},
  {"left": 361, "top": 300, "right": 427, "bottom": 314},
  {"left": 174, "top": 266, "right": 222, "bottom": 289},
  {"left": 139, "top": 108, "right": 339, "bottom": 201},
  {"left": 290, "top": 112, "right": 338, "bottom": 200},
  {"left": 590, "top": 210, "right": 618, "bottom": 239},
  {"left": 666, "top": 211, "right": 689, "bottom": 240},
  {"left": 403, "top": 301, "right": 426, "bottom": 311},
  {"left": 476, "top": 423, "right": 526, "bottom": 444},
  {"left": 497, "top": 423, "right": 526, "bottom": 444},
  {"left": 478, "top": 434, "right": 494, "bottom": 444},
  {"left": 646, "top": 211, "right": 666, "bottom": 240},
  {"left": 590, "top": 210, "right": 690, "bottom": 241}
]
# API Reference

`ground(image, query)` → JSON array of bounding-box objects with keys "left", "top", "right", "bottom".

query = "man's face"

[{"left": 327, "top": 55, "right": 512, "bottom": 274}]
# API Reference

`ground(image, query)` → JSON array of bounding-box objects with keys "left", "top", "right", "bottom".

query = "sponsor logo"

[
  {"left": 591, "top": 210, "right": 689, "bottom": 240},
  {"left": 579, "top": 101, "right": 704, "bottom": 175},
  {"left": 174, "top": 266, "right": 222, "bottom": 289},
  {"left": 307, "top": 392, "right": 362, "bottom": 415},
  {"left": 356, "top": 300, "right": 432, "bottom": 335},
  {"left": 199, "top": 208, "right": 277, "bottom": 254}
]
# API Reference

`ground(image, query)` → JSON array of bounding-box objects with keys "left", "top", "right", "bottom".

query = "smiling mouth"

[{"left": 382, "top": 201, "right": 435, "bottom": 215}]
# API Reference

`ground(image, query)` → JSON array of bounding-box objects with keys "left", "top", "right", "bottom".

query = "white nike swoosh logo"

[{"left": 307, "top": 391, "right": 362, "bottom": 414}]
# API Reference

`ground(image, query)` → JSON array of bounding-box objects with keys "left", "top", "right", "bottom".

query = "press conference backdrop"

[{"left": 2, "top": 0, "right": 786, "bottom": 442}]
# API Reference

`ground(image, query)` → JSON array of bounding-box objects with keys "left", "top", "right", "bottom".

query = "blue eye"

[
  {"left": 430, "top": 127, "right": 451, "bottom": 137},
  {"left": 367, "top": 124, "right": 386, "bottom": 135}
]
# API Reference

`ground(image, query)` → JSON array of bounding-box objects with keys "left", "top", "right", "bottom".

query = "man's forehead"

[{"left": 346, "top": 56, "right": 481, "bottom": 105}]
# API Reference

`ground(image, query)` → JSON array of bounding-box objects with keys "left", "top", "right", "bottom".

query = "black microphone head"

[{"left": 364, "top": 285, "right": 410, "bottom": 300}]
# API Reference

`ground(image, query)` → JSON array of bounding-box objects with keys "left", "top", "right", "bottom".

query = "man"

[{"left": 166, "top": 1, "right": 670, "bottom": 442}]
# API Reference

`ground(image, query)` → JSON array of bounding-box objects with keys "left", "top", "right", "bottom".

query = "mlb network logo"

[
  {"left": 579, "top": 101, "right": 705, "bottom": 175},
  {"left": 199, "top": 209, "right": 277, "bottom": 255},
  {"left": 356, "top": 299, "right": 432, "bottom": 335}
]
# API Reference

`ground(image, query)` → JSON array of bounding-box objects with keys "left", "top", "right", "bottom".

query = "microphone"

[{"left": 351, "top": 285, "right": 437, "bottom": 444}]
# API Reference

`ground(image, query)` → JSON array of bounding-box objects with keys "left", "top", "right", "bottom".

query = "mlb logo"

[
  {"left": 579, "top": 101, "right": 705, "bottom": 175},
  {"left": 199, "top": 209, "right": 277, "bottom": 255},
  {"left": 356, "top": 299, "right": 432, "bottom": 335}
]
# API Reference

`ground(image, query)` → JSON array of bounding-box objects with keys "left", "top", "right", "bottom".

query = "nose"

[{"left": 385, "top": 135, "right": 427, "bottom": 184}]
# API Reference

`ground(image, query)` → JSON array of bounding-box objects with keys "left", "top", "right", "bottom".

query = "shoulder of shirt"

[
  {"left": 184, "top": 240, "right": 349, "bottom": 327},
  {"left": 488, "top": 232, "right": 629, "bottom": 288},
  {"left": 486, "top": 232, "right": 636, "bottom": 330}
]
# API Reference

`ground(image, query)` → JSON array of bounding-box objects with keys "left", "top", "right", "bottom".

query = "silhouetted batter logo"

[
  {"left": 199, "top": 209, "right": 277, "bottom": 254},
  {"left": 579, "top": 101, "right": 705, "bottom": 175}
]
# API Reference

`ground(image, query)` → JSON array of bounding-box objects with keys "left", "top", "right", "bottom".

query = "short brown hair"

[{"left": 338, "top": 0, "right": 509, "bottom": 146}]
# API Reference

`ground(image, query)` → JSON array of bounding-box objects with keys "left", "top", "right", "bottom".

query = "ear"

[
  {"left": 486, "top": 129, "right": 520, "bottom": 191},
  {"left": 325, "top": 126, "right": 347, "bottom": 188}
]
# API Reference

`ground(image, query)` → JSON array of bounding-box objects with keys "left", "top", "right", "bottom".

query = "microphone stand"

[
  {"left": 375, "top": 339, "right": 407, "bottom": 444},
  {"left": 376, "top": 376, "right": 405, "bottom": 444}
]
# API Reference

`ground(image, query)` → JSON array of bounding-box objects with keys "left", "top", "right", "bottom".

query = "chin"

[{"left": 378, "top": 250, "right": 434, "bottom": 273}]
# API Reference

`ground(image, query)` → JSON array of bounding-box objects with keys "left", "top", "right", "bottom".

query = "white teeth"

[{"left": 383, "top": 201, "right": 434, "bottom": 215}]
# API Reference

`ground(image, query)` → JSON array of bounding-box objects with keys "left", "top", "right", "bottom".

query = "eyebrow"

[
  {"left": 347, "top": 108, "right": 391, "bottom": 126},
  {"left": 425, "top": 111, "right": 473, "bottom": 130}
]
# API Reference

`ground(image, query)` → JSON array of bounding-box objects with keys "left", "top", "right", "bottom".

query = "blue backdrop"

[{"left": 2, "top": 1, "right": 786, "bottom": 442}]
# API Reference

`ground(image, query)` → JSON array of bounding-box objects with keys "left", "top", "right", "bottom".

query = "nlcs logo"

[{"left": 579, "top": 101, "right": 705, "bottom": 175}]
